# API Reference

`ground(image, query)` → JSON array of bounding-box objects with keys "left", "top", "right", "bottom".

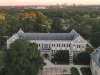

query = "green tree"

[
  {"left": 70, "top": 67, "right": 80, "bottom": 75},
  {"left": 52, "top": 50, "right": 69, "bottom": 64},
  {"left": 6, "top": 15, "right": 20, "bottom": 34},
  {"left": 0, "top": 20, "right": 8, "bottom": 36},
  {"left": 51, "top": 17, "right": 64, "bottom": 33},
  {"left": 1, "top": 39, "right": 45, "bottom": 75},
  {"left": 74, "top": 52, "right": 91, "bottom": 65},
  {"left": 0, "top": 51, "right": 5, "bottom": 68},
  {"left": 80, "top": 67, "right": 92, "bottom": 75},
  {"left": 35, "top": 12, "right": 51, "bottom": 32},
  {"left": 91, "top": 32, "right": 100, "bottom": 48},
  {"left": 86, "top": 45, "right": 94, "bottom": 54}
]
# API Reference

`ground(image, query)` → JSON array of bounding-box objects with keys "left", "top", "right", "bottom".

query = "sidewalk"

[{"left": 43, "top": 60, "right": 90, "bottom": 75}]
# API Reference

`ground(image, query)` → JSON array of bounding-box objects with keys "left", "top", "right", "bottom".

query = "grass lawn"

[
  {"left": 80, "top": 67, "right": 92, "bottom": 75},
  {"left": 70, "top": 67, "right": 80, "bottom": 75}
]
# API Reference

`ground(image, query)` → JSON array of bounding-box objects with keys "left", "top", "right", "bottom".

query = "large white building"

[
  {"left": 91, "top": 47, "right": 100, "bottom": 75},
  {"left": 7, "top": 29, "right": 89, "bottom": 63}
]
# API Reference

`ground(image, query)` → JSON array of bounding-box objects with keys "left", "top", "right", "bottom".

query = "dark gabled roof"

[
  {"left": 17, "top": 29, "right": 79, "bottom": 40},
  {"left": 19, "top": 33, "right": 75, "bottom": 40}
]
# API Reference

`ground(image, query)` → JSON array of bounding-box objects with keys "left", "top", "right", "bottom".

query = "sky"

[{"left": 0, "top": 0, "right": 100, "bottom": 6}]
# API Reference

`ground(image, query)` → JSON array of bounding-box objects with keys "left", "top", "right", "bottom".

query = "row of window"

[
  {"left": 38, "top": 44, "right": 71, "bottom": 48},
  {"left": 52, "top": 50, "right": 68, "bottom": 53},
  {"left": 73, "top": 51, "right": 84, "bottom": 53},
  {"left": 52, "top": 50, "right": 84, "bottom": 54},
  {"left": 39, "top": 44, "right": 82, "bottom": 48},
  {"left": 73, "top": 45, "right": 81, "bottom": 48}
]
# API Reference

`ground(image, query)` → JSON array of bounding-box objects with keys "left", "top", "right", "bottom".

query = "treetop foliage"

[
  {"left": 0, "top": 7, "right": 100, "bottom": 47},
  {"left": 0, "top": 39, "right": 45, "bottom": 75}
]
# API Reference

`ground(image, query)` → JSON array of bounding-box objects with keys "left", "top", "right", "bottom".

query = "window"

[
  {"left": 73, "top": 45, "right": 75, "bottom": 50},
  {"left": 64, "top": 44, "right": 65, "bottom": 47},
  {"left": 44, "top": 44, "right": 48, "bottom": 49},
  {"left": 77, "top": 45, "right": 80, "bottom": 48},
  {"left": 59, "top": 44, "right": 60, "bottom": 47},
  {"left": 52, "top": 50, "right": 53, "bottom": 53},
  {"left": 79, "top": 45, "right": 80, "bottom": 48},
  {"left": 38, "top": 44, "right": 40, "bottom": 47},
  {"left": 52, "top": 44, "right": 53, "bottom": 47},
  {"left": 42, "top": 44, "right": 43, "bottom": 48},
  {"left": 54, "top": 44, "right": 55, "bottom": 47},
  {"left": 69, "top": 44, "right": 70, "bottom": 47},
  {"left": 67, "top": 44, "right": 68, "bottom": 47},
  {"left": 57, "top": 44, "right": 58, "bottom": 47},
  {"left": 52, "top": 44, "right": 55, "bottom": 47},
  {"left": 49, "top": 44, "right": 50, "bottom": 48},
  {"left": 62, "top": 44, "right": 63, "bottom": 47},
  {"left": 77, "top": 45, "right": 78, "bottom": 48},
  {"left": 53, "top": 50, "right": 55, "bottom": 53},
  {"left": 67, "top": 44, "right": 70, "bottom": 47}
]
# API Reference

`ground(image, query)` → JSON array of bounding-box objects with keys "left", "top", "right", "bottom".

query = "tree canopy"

[
  {"left": 91, "top": 32, "right": 100, "bottom": 48},
  {"left": 51, "top": 50, "right": 69, "bottom": 64},
  {"left": 74, "top": 52, "right": 91, "bottom": 65},
  {"left": 0, "top": 7, "right": 100, "bottom": 47},
  {"left": 0, "top": 39, "right": 45, "bottom": 75}
]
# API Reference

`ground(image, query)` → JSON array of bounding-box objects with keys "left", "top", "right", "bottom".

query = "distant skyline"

[{"left": 0, "top": 0, "right": 100, "bottom": 6}]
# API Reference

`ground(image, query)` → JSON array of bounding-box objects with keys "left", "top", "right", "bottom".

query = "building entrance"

[{"left": 42, "top": 53, "right": 49, "bottom": 59}]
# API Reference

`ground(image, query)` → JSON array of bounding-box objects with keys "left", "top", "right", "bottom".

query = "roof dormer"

[
  {"left": 70, "top": 29, "right": 78, "bottom": 35},
  {"left": 17, "top": 29, "right": 24, "bottom": 37},
  {"left": 17, "top": 29, "right": 24, "bottom": 34}
]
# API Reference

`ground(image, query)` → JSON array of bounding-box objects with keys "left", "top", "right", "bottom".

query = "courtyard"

[{"left": 38, "top": 60, "right": 90, "bottom": 75}]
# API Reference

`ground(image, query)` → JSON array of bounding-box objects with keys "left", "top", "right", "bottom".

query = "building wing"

[{"left": 91, "top": 47, "right": 100, "bottom": 67}]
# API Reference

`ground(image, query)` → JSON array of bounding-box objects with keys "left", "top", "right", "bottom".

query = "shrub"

[
  {"left": 80, "top": 67, "right": 92, "bottom": 75},
  {"left": 86, "top": 47, "right": 94, "bottom": 54},
  {"left": 51, "top": 50, "right": 69, "bottom": 64},
  {"left": 70, "top": 67, "right": 80, "bottom": 75},
  {"left": 73, "top": 52, "right": 91, "bottom": 65}
]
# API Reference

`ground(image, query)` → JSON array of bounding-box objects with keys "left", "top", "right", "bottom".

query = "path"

[
  {"left": 72, "top": 65, "right": 90, "bottom": 75},
  {"left": 44, "top": 65, "right": 89, "bottom": 75},
  {"left": 77, "top": 68, "right": 82, "bottom": 75},
  {"left": 42, "top": 60, "right": 90, "bottom": 75}
]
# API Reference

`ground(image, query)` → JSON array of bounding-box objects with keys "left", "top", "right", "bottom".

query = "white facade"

[
  {"left": 91, "top": 47, "right": 100, "bottom": 75},
  {"left": 91, "top": 59, "right": 100, "bottom": 75},
  {"left": 7, "top": 29, "right": 88, "bottom": 61}
]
